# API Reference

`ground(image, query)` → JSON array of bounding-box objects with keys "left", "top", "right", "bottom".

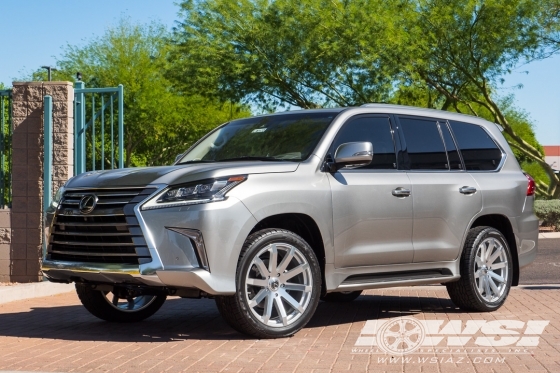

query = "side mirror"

[
  {"left": 174, "top": 153, "right": 184, "bottom": 164},
  {"left": 333, "top": 142, "right": 373, "bottom": 170}
]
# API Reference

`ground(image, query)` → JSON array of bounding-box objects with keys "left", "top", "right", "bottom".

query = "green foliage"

[
  {"left": 170, "top": 0, "right": 560, "bottom": 195},
  {"left": 31, "top": 19, "right": 250, "bottom": 167},
  {"left": 170, "top": 0, "right": 407, "bottom": 110},
  {"left": 534, "top": 200, "right": 560, "bottom": 231}
]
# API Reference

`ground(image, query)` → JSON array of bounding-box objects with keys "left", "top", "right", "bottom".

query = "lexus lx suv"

[{"left": 42, "top": 104, "right": 538, "bottom": 339}]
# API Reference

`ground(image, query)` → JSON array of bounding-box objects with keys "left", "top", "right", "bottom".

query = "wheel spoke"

[
  {"left": 274, "top": 296, "right": 288, "bottom": 326},
  {"left": 487, "top": 246, "right": 503, "bottom": 265},
  {"left": 126, "top": 297, "right": 134, "bottom": 310},
  {"left": 485, "top": 239, "right": 495, "bottom": 261},
  {"left": 474, "top": 269, "right": 482, "bottom": 279},
  {"left": 488, "top": 271, "right": 506, "bottom": 283},
  {"left": 477, "top": 276, "right": 484, "bottom": 294},
  {"left": 249, "top": 289, "right": 268, "bottom": 308},
  {"left": 475, "top": 256, "right": 484, "bottom": 267},
  {"left": 478, "top": 244, "right": 486, "bottom": 264},
  {"left": 280, "top": 263, "right": 309, "bottom": 282},
  {"left": 262, "top": 293, "right": 274, "bottom": 324},
  {"left": 484, "top": 276, "right": 492, "bottom": 300},
  {"left": 268, "top": 244, "right": 278, "bottom": 274},
  {"left": 112, "top": 293, "right": 119, "bottom": 306},
  {"left": 254, "top": 257, "right": 270, "bottom": 278},
  {"left": 276, "top": 246, "right": 295, "bottom": 274},
  {"left": 284, "top": 283, "right": 312, "bottom": 292},
  {"left": 247, "top": 278, "right": 268, "bottom": 287},
  {"left": 488, "top": 276, "right": 500, "bottom": 296},
  {"left": 490, "top": 261, "right": 506, "bottom": 270},
  {"left": 279, "top": 289, "right": 304, "bottom": 313}
]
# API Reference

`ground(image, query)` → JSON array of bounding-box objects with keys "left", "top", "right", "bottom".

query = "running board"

[{"left": 335, "top": 268, "right": 458, "bottom": 292}]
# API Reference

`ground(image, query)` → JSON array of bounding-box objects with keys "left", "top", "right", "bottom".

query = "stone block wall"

[{"left": 5, "top": 81, "right": 74, "bottom": 282}]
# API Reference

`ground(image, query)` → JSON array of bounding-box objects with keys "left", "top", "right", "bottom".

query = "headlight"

[{"left": 141, "top": 175, "right": 247, "bottom": 210}]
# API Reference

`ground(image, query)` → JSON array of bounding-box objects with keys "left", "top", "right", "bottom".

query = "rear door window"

[
  {"left": 449, "top": 121, "right": 502, "bottom": 171},
  {"left": 399, "top": 117, "right": 448, "bottom": 170}
]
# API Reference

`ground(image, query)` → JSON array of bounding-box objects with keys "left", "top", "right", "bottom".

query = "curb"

[
  {"left": 539, "top": 232, "right": 560, "bottom": 239},
  {"left": 0, "top": 281, "right": 74, "bottom": 305}
]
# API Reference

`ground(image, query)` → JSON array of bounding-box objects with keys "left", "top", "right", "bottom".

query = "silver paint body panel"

[{"left": 42, "top": 104, "right": 538, "bottom": 295}]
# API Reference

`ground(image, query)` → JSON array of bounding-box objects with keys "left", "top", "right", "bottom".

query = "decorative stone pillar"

[{"left": 9, "top": 81, "right": 73, "bottom": 282}]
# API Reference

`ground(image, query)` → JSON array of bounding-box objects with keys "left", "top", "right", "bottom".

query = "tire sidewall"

[
  {"left": 235, "top": 230, "right": 322, "bottom": 337},
  {"left": 466, "top": 228, "right": 513, "bottom": 311}
]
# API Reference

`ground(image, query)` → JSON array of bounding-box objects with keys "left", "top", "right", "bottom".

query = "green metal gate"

[
  {"left": 0, "top": 89, "right": 11, "bottom": 208},
  {"left": 74, "top": 82, "right": 124, "bottom": 174}
]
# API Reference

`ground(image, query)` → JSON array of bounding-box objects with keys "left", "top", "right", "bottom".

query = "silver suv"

[{"left": 42, "top": 104, "right": 538, "bottom": 338}]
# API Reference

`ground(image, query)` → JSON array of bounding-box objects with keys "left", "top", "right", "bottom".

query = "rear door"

[
  {"left": 397, "top": 116, "right": 482, "bottom": 262},
  {"left": 330, "top": 115, "right": 414, "bottom": 268}
]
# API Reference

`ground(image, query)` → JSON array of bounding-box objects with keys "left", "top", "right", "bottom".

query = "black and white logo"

[{"left": 79, "top": 194, "right": 98, "bottom": 214}]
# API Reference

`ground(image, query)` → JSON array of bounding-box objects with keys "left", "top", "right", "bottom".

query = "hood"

[{"left": 65, "top": 161, "right": 299, "bottom": 189}]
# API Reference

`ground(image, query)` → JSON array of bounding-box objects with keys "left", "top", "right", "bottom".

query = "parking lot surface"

[{"left": 1, "top": 285, "right": 559, "bottom": 373}]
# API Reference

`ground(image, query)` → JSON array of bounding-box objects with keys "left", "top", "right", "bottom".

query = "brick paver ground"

[{"left": 0, "top": 286, "right": 559, "bottom": 373}]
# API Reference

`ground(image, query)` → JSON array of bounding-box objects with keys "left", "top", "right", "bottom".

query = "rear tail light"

[{"left": 524, "top": 173, "right": 536, "bottom": 196}]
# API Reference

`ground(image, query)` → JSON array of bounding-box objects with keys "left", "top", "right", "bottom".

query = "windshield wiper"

[
  {"left": 177, "top": 160, "right": 215, "bottom": 164},
  {"left": 216, "top": 156, "right": 287, "bottom": 162}
]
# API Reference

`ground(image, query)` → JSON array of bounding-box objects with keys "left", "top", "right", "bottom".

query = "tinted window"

[
  {"left": 331, "top": 116, "right": 396, "bottom": 169},
  {"left": 439, "top": 122, "right": 462, "bottom": 170},
  {"left": 399, "top": 117, "right": 448, "bottom": 170},
  {"left": 180, "top": 111, "right": 340, "bottom": 163},
  {"left": 449, "top": 121, "right": 502, "bottom": 171}
]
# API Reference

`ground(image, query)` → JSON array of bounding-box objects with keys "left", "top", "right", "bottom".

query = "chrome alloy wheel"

[
  {"left": 244, "top": 243, "right": 313, "bottom": 328},
  {"left": 474, "top": 237, "right": 509, "bottom": 303},
  {"left": 102, "top": 292, "right": 157, "bottom": 313}
]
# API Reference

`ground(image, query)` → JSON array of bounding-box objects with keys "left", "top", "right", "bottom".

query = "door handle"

[
  {"left": 459, "top": 186, "right": 477, "bottom": 195},
  {"left": 392, "top": 187, "right": 411, "bottom": 197}
]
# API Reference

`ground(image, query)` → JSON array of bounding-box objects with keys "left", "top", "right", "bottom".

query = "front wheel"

[
  {"left": 76, "top": 284, "right": 167, "bottom": 322},
  {"left": 446, "top": 226, "right": 513, "bottom": 312},
  {"left": 215, "top": 229, "right": 322, "bottom": 338}
]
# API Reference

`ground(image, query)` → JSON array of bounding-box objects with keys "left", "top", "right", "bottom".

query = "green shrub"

[{"left": 534, "top": 200, "right": 560, "bottom": 232}]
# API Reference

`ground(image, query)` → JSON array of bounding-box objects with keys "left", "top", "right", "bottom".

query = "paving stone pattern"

[{"left": 0, "top": 287, "right": 558, "bottom": 373}]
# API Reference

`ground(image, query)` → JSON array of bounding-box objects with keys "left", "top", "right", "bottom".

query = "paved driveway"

[{"left": 1, "top": 286, "right": 559, "bottom": 373}]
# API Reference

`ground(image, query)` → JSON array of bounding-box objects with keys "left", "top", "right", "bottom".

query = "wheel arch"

[
  {"left": 249, "top": 213, "right": 327, "bottom": 295},
  {"left": 470, "top": 214, "right": 519, "bottom": 286}
]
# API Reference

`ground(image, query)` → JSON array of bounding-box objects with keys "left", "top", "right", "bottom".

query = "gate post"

[{"left": 9, "top": 81, "right": 73, "bottom": 282}]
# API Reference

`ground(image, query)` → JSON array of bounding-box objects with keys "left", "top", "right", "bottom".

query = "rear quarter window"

[{"left": 449, "top": 121, "right": 503, "bottom": 171}]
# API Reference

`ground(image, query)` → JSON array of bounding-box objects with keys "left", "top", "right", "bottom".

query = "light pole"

[{"left": 40, "top": 66, "right": 58, "bottom": 81}]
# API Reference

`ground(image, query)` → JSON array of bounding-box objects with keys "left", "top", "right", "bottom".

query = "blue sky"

[{"left": 1, "top": 1, "right": 559, "bottom": 145}]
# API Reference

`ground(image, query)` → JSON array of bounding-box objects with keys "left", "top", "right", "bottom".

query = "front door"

[{"left": 330, "top": 115, "right": 414, "bottom": 268}]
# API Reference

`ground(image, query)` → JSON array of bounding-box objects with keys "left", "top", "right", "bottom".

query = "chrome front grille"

[{"left": 47, "top": 187, "right": 156, "bottom": 265}]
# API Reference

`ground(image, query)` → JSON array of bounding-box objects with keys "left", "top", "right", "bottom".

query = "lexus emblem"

[{"left": 79, "top": 194, "right": 98, "bottom": 214}]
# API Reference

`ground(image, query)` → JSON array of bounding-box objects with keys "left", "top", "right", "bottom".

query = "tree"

[
  {"left": 171, "top": 0, "right": 560, "bottom": 196},
  {"left": 400, "top": 0, "right": 560, "bottom": 197},
  {"left": 32, "top": 19, "right": 249, "bottom": 167},
  {"left": 169, "top": 0, "right": 406, "bottom": 110}
]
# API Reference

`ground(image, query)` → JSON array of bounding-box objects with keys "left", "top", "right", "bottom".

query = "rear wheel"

[
  {"left": 76, "top": 284, "right": 167, "bottom": 322},
  {"left": 446, "top": 226, "right": 513, "bottom": 312},
  {"left": 321, "top": 290, "right": 362, "bottom": 302},
  {"left": 215, "top": 228, "right": 322, "bottom": 338}
]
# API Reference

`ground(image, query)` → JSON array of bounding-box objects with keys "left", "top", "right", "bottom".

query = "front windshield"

[{"left": 178, "top": 111, "right": 339, "bottom": 163}]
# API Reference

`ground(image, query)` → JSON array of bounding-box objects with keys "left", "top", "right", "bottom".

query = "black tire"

[
  {"left": 215, "top": 228, "right": 322, "bottom": 339},
  {"left": 75, "top": 284, "right": 167, "bottom": 322},
  {"left": 446, "top": 226, "right": 513, "bottom": 312},
  {"left": 321, "top": 290, "right": 362, "bottom": 302}
]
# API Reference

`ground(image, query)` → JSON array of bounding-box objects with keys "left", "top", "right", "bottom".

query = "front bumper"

[{"left": 43, "top": 191, "right": 258, "bottom": 295}]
